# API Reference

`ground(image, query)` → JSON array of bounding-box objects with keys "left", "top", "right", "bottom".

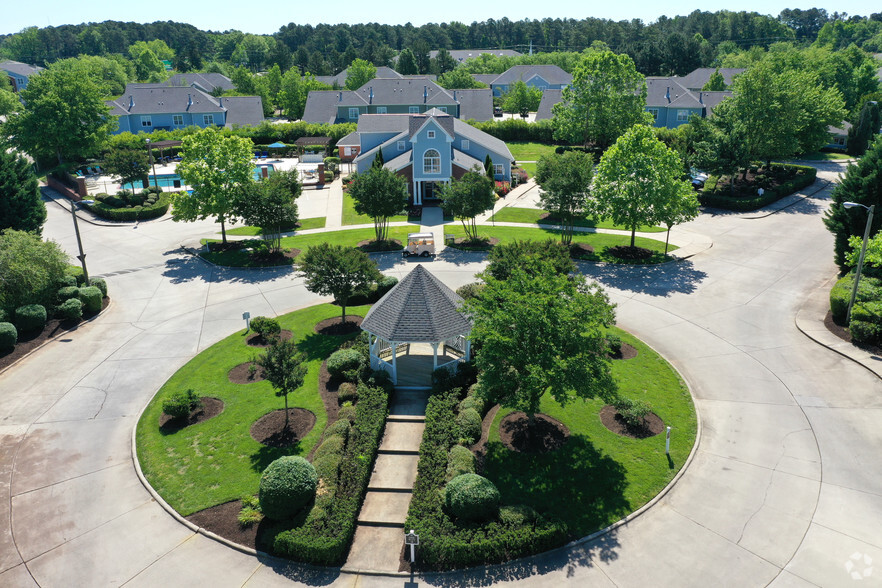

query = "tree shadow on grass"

[
  {"left": 296, "top": 331, "right": 358, "bottom": 362},
  {"left": 579, "top": 259, "right": 707, "bottom": 297},
  {"left": 249, "top": 441, "right": 303, "bottom": 474}
]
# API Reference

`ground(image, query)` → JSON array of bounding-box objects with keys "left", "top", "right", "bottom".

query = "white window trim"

[
  {"left": 461, "top": 139, "right": 470, "bottom": 150},
  {"left": 424, "top": 149, "right": 441, "bottom": 174},
  {"left": 397, "top": 140, "right": 405, "bottom": 151},
  {"left": 493, "top": 164, "right": 503, "bottom": 177},
  {"left": 172, "top": 114, "right": 183, "bottom": 126},
  {"left": 427, "top": 130, "right": 435, "bottom": 139},
  {"left": 677, "top": 109, "right": 689, "bottom": 121},
  {"left": 348, "top": 107, "right": 359, "bottom": 120},
  {"left": 438, "top": 107, "right": 447, "bottom": 113},
  {"left": 409, "top": 106, "right": 419, "bottom": 114},
  {"left": 141, "top": 115, "right": 152, "bottom": 127},
  {"left": 203, "top": 114, "right": 214, "bottom": 125},
  {"left": 376, "top": 106, "right": 387, "bottom": 114},
  {"left": 648, "top": 108, "right": 659, "bottom": 122}
]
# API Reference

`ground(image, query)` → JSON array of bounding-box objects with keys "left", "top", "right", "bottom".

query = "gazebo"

[{"left": 361, "top": 265, "right": 472, "bottom": 387}]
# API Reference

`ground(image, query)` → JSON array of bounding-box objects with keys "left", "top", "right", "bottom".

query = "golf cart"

[{"left": 403, "top": 232, "right": 435, "bottom": 258}]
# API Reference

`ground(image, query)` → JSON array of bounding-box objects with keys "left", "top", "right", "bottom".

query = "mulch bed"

[
  {"left": 606, "top": 245, "right": 654, "bottom": 261},
  {"left": 159, "top": 397, "right": 225, "bottom": 431},
  {"left": 357, "top": 239, "right": 403, "bottom": 252},
  {"left": 446, "top": 237, "right": 500, "bottom": 251},
  {"left": 610, "top": 343, "right": 639, "bottom": 360},
  {"left": 499, "top": 412, "right": 570, "bottom": 453},
  {"left": 186, "top": 499, "right": 266, "bottom": 552},
  {"left": 0, "top": 297, "right": 109, "bottom": 373},
  {"left": 250, "top": 248, "right": 300, "bottom": 264},
  {"left": 569, "top": 242, "right": 596, "bottom": 259},
  {"left": 245, "top": 330, "right": 293, "bottom": 347},
  {"left": 824, "top": 310, "right": 882, "bottom": 355},
  {"left": 599, "top": 405, "right": 665, "bottom": 439},
  {"left": 314, "top": 315, "right": 363, "bottom": 335},
  {"left": 228, "top": 361, "right": 266, "bottom": 384},
  {"left": 250, "top": 408, "right": 316, "bottom": 448}
]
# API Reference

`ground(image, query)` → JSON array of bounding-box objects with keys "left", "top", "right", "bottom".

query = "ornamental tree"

[
  {"left": 440, "top": 169, "right": 495, "bottom": 242},
  {"left": 297, "top": 243, "right": 381, "bottom": 324},
  {"left": 592, "top": 124, "right": 694, "bottom": 247},
  {"left": 172, "top": 127, "right": 255, "bottom": 243},
  {"left": 501, "top": 80, "right": 542, "bottom": 117},
  {"left": 347, "top": 166, "right": 408, "bottom": 242},
  {"left": 257, "top": 338, "right": 308, "bottom": 430},
  {"left": 437, "top": 68, "right": 487, "bottom": 90},
  {"left": 0, "top": 229, "right": 68, "bottom": 312},
  {"left": 551, "top": 50, "right": 650, "bottom": 149},
  {"left": 467, "top": 261, "right": 617, "bottom": 427},
  {"left": 0, "top": 149, "right": 46, "bottom": 234},
  {"left": 534, "top": 150, "right": 595, "bottom": 245},
  {"left": 101, "top": 148, "right": 150, "bottom": 188},
  {"left": 233, "top": 170, "right": 301, "bottom": 253},
  {"left": 344, "top": 59, "right": 377, "bottom": 90}
]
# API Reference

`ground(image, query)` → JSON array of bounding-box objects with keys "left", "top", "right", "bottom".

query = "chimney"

[
  {"left": 187, "top": 94, "right": 193, "bottom": 110},
  {"left": 369, "top": 86, "right": 373, "bottom": 104},
  {"left": 665, "top": 87, "right": 671, "bottom": 103},
  {"left": 218, "top": 96, "right": 223, "bottom": 108},
  {"left": 338, "top": 92, "right": 342, "bottom": 102},
  {"left": 453, "top": 90, "right": 457, "bottom": 101},
  {"left": 128, "top": 95, "right": 134, "bottom": 111},
  {"left": 424, "top": 85, "right": 428, "bottom": 103},
  {"left": 698, "top": 92, "right": 703, "bottom": 104}
]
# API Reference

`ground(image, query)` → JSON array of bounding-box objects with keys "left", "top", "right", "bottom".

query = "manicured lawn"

[
  {"left": 507, "top": 142, "right": 560, "bottom": 162},
  {"left": 278, "top": 225, "right": 420, "bottom": 250},
  {"left": 445, "top": 225, "right": 677, "bottom": 263},
  {"left": 490, "top": 206, "right": 667, "bottom": 233},
  {"left": 226, "top": 217, "right": 327, "bottom": 236},
  {"left": 483, "top": 327, "right": 697, "bottom": 537},
  {"left": 519, "top": 162, "right": 537, "bottom": 176},
  {"left": 135, "top": 303, "right": 370, "bottom": 516},
  {"left": 794, "top": 152, "right": 852, "bottom": 161},
  {"left": 342, "top": 193, "right": 409, "bottom": 225}
]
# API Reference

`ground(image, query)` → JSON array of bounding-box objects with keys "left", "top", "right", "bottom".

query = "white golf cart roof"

[{"left": 407, "top": 232, "right": 435, "bottom": 240}]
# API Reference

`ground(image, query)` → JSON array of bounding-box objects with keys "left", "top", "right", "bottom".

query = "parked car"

[{"left": 690, "top": 169, "right": 708, "bottom": 188}]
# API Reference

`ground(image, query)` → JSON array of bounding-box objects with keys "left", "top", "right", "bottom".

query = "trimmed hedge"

[
  {"left": 161, "top": 389, "right": 202, "bottom": 420},
  {"left": 455, "top": 408, "right": 482, "bottom": 444},
  {"left": 445, "top": 444, "right": 476, "bottom": 482},
  {"left": 404, "top": 366, "right": 567, "bottom": 569},
  {"left": 57, "top": 298, "right": 84, "bottom": 321},
  {"left": 326, "top": 348, "right": 364, "bottom": 380},
  {"left": 270, "top": 379, "right": 390, "bottom": 565},
  {"left": 78, "top": 286, "right": 103, "bottom": 314},
  {"left": 84, "top": 192, "right": 171, "bottom": 221},
  {"left": 91, "top": 278, "right": 108, "bottom": 298},
  {"left": 259, "top": 456, "right": 318, "bottom": 521},
  {"left": 698, "top": 164, "right": 817, "bottom": 211},
  {"left": 469, "top": 119, "right": 556, "bottom": 143},
  {"left": 57, "top": 286, "right": 80, "bottom": 302},
  {"left": 15, "top": 304, "right": 47, "bottom": 333},
  {"left": 444, "top": 473, "right": 500, "bottom": 522},
  {"left": 0, "top": 322, "right": 17, "bottom": 351}
]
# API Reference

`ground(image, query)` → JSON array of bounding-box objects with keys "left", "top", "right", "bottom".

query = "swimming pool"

[{"left": 122, "top": 165, "right": 274, "bottom": 191}]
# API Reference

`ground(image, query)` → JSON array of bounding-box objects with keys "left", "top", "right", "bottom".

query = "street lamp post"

[
  {"left": 843, "top": 201, "right": 876, "bottom": 325},
  {"left": 146, "top": 138, "right": 159, "bottom": 191},
  {"left": 69, "top": 199, "right": 95, "bottom": 287}
]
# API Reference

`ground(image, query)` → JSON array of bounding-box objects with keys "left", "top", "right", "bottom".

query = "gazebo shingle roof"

[{"left": 361, "top": 265, "right": 472, "bottom": 342}]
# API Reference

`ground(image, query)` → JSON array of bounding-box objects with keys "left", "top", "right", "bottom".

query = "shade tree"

[
  {"left": 534, "top": 150, "right": 595, "bottom": 245},
  {"left": 440, "top": 169, "right": 495, "bottom": 242},
  {"left": 346, "top": 166, "right": 408, "bottom": 243},
  {"left": 297, "top": 243, "right": 381, "bottom": 325}
]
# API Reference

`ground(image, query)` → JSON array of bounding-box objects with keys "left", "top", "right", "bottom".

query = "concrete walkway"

[{"left": 3, "top": 163, "right": 882, "bottom": 586}]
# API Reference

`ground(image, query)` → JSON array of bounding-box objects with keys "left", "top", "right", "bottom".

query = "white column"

[
  {"left": 391, "top": 340, "right": 398, "bottom": 384},
  {"left": 431, "top": 342, "right": 439, "bottom": 370}
]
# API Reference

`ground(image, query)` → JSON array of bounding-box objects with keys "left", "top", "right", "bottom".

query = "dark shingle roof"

[
  {"left": 472, "top": 74, "right": 498, "bottom": 86},
  {"left": 455, "top": 89, "right": 493, "bottom": 121},
  {"left": 645, "top": 78, "right": 703, "bottom": 109},
  {"left": 535, "top": 89, "right": 562, "bottom": 121},
  {"left": 0, "top": 60, "right": 43, "bottom": 77},
  {"left": 349, "top": 78, "right": 456, "bottom": 106},
  {"left": 222, "top": 96, "right": 265, "bottom": 128},
  {"left": 106, "top": 84, "right": 224, "bottom": 115},
  {"left": 673, "top": 68, "right": 745, "bottom": 90},
  {"left": 491, "top": 65, "right": 572, "bottom": 86},
  {"left": 361, "top": 265, "right": 472, "bottom": 342},
  {"left": 430, "top": 49, "right": 522, "bottom": 62},
  {"left": 302, "top": 90, "right": 341, "bottom": 123},
  {"left": 165, "top": 73, "right": 233, "bottom": 93}
]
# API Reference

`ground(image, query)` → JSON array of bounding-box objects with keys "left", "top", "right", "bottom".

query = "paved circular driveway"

[{"left": 1, "top": 162, "right": 880, "bottom": 587}]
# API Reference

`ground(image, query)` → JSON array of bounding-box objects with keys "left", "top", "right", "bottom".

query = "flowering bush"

[{"left": 494, "top": 181, "right": 511, "bottom": 197}]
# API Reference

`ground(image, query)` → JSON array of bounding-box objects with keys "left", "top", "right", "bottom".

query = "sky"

[{"left": 2, "top": 0, "right": 880, "bottom": 37}]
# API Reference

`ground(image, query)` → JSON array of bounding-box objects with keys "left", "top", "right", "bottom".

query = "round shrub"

[
  {"left": 78, "top": 286, "right": 103, "bottom": 314},
  {"left": 0, "top": 322, "right": 17, "bottom": 351},
  {"left": 14, "top": 304, "right": 47, "bottom": 333},
  {"left": 58, "top": 274, "right": 78, "bottom": 288},
  {"left": 374, "top": 275, "right": 399, "bottom": 299},
  {"left": 338, "top": 382, "right": 358, "bottom": 403},
  {"left": 327, "top": 348, "right": 364, "bottom": 380},
  {"left": 445, "top": 444, "right": 476, "bottom": 482},
  {"left": 91, "top": 278, "right": 108, "bottom": 298},
  {"left": 259, "top": 456, "right": 318, "bottom": 520},
  {"left": 456, "top": 407, "right": 482, "bottom": 444},
  {"left": 313, "top": 435, "right": 345, "bottom": 460},
  {"left": 327, "top": 418, "right": 351, "bottom": 440},
  {"left": 499, "top": 504, "right": 539, "bottom": 526},
  {"left": 444, "top": 473, "right": 500, "bottom": 521},
  {"left": 338, "top": 404, "right": 357, "bottom": 423},
  {"left": 161, "top": 389, "right": 202, "bottom": 420},
  {"left": 57, "top": 286, "right": 80, "bottom": 302},
  {"left": 458, "top": 396, "right": 485, "bottom": 416},
  {"left": 456, "top": 282, "right": 485, "bottom": 301},
  {"left": 250, "top": 316, "right": 281, "bottom": 340},
  {"left": 851, "top": 319, "right": 882, "bottom": 346},
  {"left": 0, "top": 309, "right": 8, "bottom": 322},
  {"left": 57, "top": 298, "right": 84, "bottom": 322}
]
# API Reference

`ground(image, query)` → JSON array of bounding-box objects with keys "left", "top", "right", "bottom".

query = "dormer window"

[
  {"left": 427, "top": 130, "right": 435, "bottom": 139},
  {"left": 409, "top": 106, "right": 419, "bottom": 114}
]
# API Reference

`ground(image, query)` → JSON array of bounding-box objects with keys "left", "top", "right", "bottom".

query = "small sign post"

[
  {"left": 665, "top": 426, "right": 672, "bottom": 455},
  {"left": 405, "top": 529, "right": 419, "bottom": 563},
  {"left": 242, "top": 311, "right": 251, "bottom": 331}
]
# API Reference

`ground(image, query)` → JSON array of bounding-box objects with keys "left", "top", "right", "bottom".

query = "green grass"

[
  {"left": 483, "top": 327, "right": 696, "bottom": 537},
  {"left": 446, "top": 225, "right": 677, "bottom": 263},
  {"left": 507, "top": 142, "right": 559, "bottom": 162},
  {"left": 278, "top": 226, "right": 420, "bottom": 250},
  {"left": 519, "top": 162, "right": 536, "bottom": 176},
  {"left": 342, "top": 193, "right": 408, "bottom": 225},
  {"left": 794, "top": 151, "right": 852, "bottom": 161},
  {"left": 226, "top": 217, "right": 327, "bottom": 236},
  {"left": 490, "top": 207, "right": 667, "bottom": 233},
  {"left": 135, "top": 303, "right": 371, "bottom": 516}
]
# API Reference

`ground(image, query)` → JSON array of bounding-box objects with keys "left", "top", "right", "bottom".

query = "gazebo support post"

[
  {"left": 431, "top": 342, "right": 440, "bottom": 370},
  {"left": 391, "top": 341, "right": 398, "bottom": 385}
]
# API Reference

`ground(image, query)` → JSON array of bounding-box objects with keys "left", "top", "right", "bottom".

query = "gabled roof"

[
  {"left": 361, "top": 265, "right": 472, "bottom": 343},
  {"left": 106, "top": 84, "right": 224, "bottom": 115},
  {"left": 453, "top": 117, "right": 514, "bottom": 161},
  {"left": 645, "top": 78, "right": 703, "bottom": 109},
  {"left": 490, "top": 65, "right": 572, "bottom": 86},
  {"left": 0, "top": 60, "right": 43, "bottom": 77},
  {"left": 350, "top": 78, "right": 457, "bottom": 106},
  {"left": 472, "top": 74, "right": 499, "bottom": 86},
  {"left": 455, "top": 89, "right": 493, "bottom": 121},
  {"left": 165, "top": 73, "right": 234, "bottom": 93},
  {"left": 430, "top": 49, "right": 522, "bottom": 63},
  {"left": 222, "top": 96, "right": 265, "bottom": 128},
  {"left": 301, "top": 90, "right": 340, "bottom": 123},
  {"left": 315, "top": 66, "right": 403, "bottom": 88},
  {"left": 384, "top": 150, "right": 412, "bottom": 172},
  {"left": 356, "top": 114, "right": 411, "bottom": 134},
  {"left": 535, "top": 89, "right": 562, "bottom": 121},
  {"left": 337, "top": 131, "right": 360, "bottom": 147},
  {"left": 699, "top": 91, "right": 733, "bottom": 116},
  {"left": 409, "top": 110, "right": 455, "bottom": 139},
  {"left": 673, "top": 68, "right": 745, "bottom": 90},
  {"left": 452, "top": 150, "right": 483, "bottom": 171}
]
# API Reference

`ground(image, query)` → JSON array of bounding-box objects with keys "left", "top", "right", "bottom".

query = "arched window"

[{"left": 423, "top": 149, "right": 440, "bottom": 174}]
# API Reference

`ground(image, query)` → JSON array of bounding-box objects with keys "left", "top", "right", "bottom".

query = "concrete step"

[
  {"left": 358, "top": 491, "right": 413, "bottom": 526},
  {"left": 379, "top": 420, "right": 425, "bottom": 453},
  {"left": 386, "top": 415, "right": 426, "bottom": 423},
  {"left": 344, "top": 525, "right": 406, "bottom": 572},
  {"left": 367, "top": 453, "right": 419, "bottom": 490}
]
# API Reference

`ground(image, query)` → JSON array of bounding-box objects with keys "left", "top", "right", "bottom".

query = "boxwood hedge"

[
  {"left": 0, "top": 322, "right": 17, "bottom": 351},
  {"left": 83, "top": 192, "right": 171, "bottom": 221},
  {"left": 15, "top": 304, "right": 47, "bottom": 333},
  {"left": 259, "top": 456, "right": 319, "bottom": 521},
  {"left": 78, "top": 286, "right": 103, "bottom": 314},
  {"left": 698, "top": 164, "right": 817, "bottom": 211}
]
